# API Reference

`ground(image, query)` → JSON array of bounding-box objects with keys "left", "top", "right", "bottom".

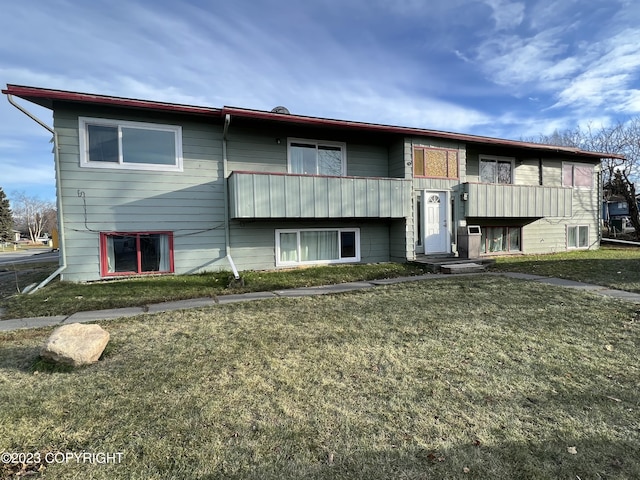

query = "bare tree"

[
  {"left": 528, "top": 119, "right": 640, "bottom": 239},
  {"left": 11, "top": 191, "right": 57, "bottom": 243}
]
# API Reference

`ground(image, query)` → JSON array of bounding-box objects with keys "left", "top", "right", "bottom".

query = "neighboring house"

[
  {"left": 2, "top": 84, "right": 623, "bottom": 282},
  {"left": 602, "top": 194, "right": 640, "bottom": 222}
]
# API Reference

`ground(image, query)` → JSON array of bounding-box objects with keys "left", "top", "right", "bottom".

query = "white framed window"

[
  {"left": 567, "top": 225, "right": 589, "bottom": 249},
  {"left": 480, "top": 226, "right": 521, "bottom": 254},
  {"left": 276, "top": 228, "right": 360, "bottom": 266},
  {"left": 562, "top": 163, "right": 593, "bottom": 188},
  {"left": 287, "top": 138, "right": 346, "bottom": 176},
  {"left": 79, "top": 117, "right": 183, "bottom": 171},
  {"left": 480, "top": 155, "right": 514, "bottom": 184}
]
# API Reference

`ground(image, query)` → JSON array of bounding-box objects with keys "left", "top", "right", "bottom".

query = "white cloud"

[
  {"left": 306, "top": 85, "right": 493, "bottom": 132},
  {"left": 551, "top": 28, "right": 640, "bottom": 113},
  {"left": 474, "top": 26, "right": 579, "bottom": 90},
  {"left": 482, "top": 0, "right": 525, "bottom": 30}
]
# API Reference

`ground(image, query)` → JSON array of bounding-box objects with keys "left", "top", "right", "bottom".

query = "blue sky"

[{"left": 1, "top": 0, "right": 640, "bottom": 202}]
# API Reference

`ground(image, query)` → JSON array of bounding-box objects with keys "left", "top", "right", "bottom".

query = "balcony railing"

[
  {"left": 229, "top": 171, "right": 411, "bottom": 219},
  {"left": 462, "top": 182, "right": 573, "bottom": 217}
]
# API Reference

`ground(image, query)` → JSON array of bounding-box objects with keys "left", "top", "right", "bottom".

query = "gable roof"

[{"left": 3, "top": 84, "right": 624, "bottom": 160}]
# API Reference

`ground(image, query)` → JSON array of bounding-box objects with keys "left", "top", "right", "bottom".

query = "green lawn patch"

[
  {"left": 0, "top": 263, "right": 429, "bottom": 319},
  {"left": 1, "top": 277, "right": 638, "bottom": 479},
  {"left": 0, "top": 262, "right": 58, "bottom": 300},
  {"left": 490, "top": 246, "right": 640, "bottom": 293}
]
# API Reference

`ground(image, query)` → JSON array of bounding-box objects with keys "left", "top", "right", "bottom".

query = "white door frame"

[{"left": 422, "top": 189, "right": 451, "bottom": 255}]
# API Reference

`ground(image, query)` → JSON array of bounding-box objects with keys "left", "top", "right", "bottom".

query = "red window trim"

[
  {"left": 100, "top": 231, "right": 174, "bottom": 277},
  {"left": 413, "top": 146, "right": 459, "bottom": 179}
]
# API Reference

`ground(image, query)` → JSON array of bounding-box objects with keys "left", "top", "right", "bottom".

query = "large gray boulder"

[{"left": 41, "top": 323, "right": 110, "bottom": 367}]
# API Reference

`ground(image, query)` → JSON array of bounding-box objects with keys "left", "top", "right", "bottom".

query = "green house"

[{"left": 2, "top": 84, "right": 621, "bottom": 282}]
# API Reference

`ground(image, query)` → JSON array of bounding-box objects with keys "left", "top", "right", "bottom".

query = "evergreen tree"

[{"left": 0, "top": 187, "right": 13, "bottom": 242}]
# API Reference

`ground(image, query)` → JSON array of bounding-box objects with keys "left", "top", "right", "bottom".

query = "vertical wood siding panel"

[
  {"left": 391, "top": 182, "right": 403, "bottom": 217},
  {"left": 239, "top": 174, "right": 255, "bottom": 217},
  {"left": 254, "top": 174, "right": 271, "bottom": 217},
  {"left": 495, "top": 187, "right": 504, "bottom": 216},
  {"left": 299, "top": 176, "right": 315, "bottom": 217},
  {"left": 228, "top": 175, "right": 237, "bottom": 218},
  {"left": 285, "top": 176, "right": 301, "bottom": 217},
  {"left": 341, "top": 178, "right": 355, "bottom": 217},
  {"left": 511, "top": 187, "right": 520, "bottom": 217},
  {"left": 269, "top": 175, "right": 286, "bottom": 217},
  {"left": 354, "top": 180, "right": 367, "bottom": 217},
  {"left": 315, "top": 177, "right": 329, "bottom": 218},
  {"left": 328, "top": 180, "right": 342, "bottom": 217},
  {"left": 367, "top": 179, "right": 380, "bottom": 217},
  {"left": 379, "top": 181, "right": 391, "bottom": 217}
]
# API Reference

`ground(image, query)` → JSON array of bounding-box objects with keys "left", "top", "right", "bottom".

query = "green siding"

[
  {"left": 229, "top": 220, "right": 392, "bottom": 271},
  {"left": 388, "top": 140, "right": 406, "bottom": 179},
  {"left": 463, "top": 183, "right": 573, "bottom": 217},
  {"left": 54, "top": 107, "right": 227, "bottom": 282},
  {"left": 347, "top": 144, "right": 389, "bottom": 177},
  {"left": 516, "top": 158, "right": 541, "bottom": 185},
  {"left": 389, "top": 219, "right": 409, "bottom": 262},
  {"left": 228, "top": 172, "right": 411, "bottom": 219},
  {"left": 226, "top": 125, "right": 392, "bottom": 178},
  {"left": 227, "top": 129, "right": 287, "bottom": 173}
]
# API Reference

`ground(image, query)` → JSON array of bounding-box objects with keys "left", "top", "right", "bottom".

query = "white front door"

[{"left": 424, "top": 191, "right": 449, "bottom": 254}]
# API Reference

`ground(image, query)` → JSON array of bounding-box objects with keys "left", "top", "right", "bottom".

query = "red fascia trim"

[{"left": 3, "top": 84, "right": 220, "bottom": 116}]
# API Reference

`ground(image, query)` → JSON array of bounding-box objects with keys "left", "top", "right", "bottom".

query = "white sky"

[{"left": 1, "top": 0, "right": 639, "bottom": 201}]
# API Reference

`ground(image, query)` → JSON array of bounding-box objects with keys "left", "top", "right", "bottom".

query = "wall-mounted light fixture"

[
  {"left": 461, "top": 192, "right": 469, "bottom": 201},
  {"left": 276, "top": 138, "right": 281, "bottom": 144}
]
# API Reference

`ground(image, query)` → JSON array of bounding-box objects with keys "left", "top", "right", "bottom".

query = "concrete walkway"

[{"left": 2, "top": 272, "right": 640, "bottom": 332}]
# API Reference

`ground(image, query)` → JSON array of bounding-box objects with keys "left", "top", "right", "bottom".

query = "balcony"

[
  {"left": 229, "top": 171, "right": 411, "bottom": 219},
  {"left": 462, "top": 182, "right": 573, "bottom": 218}
]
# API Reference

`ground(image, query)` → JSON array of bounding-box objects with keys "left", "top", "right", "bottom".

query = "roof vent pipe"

[{"left": 270, "top": 106, "right": 290, "bottom": 114}]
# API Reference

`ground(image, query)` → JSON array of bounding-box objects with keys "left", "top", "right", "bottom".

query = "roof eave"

[
  {"left": 1, "top": 85, "right": 624, "bottom": 160},
  {"left": 2, "top": 84, "right": 221, "bottom": 117}
]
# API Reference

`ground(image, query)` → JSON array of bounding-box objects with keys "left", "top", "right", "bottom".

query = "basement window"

[
  {"left": 276, "top": 228, "right": 360, "bottom": 266},
  {"left": 100, "top": 232, "right": 174, "bottom": 276},
  {"left": 567, "top": 225, "right": 589, "bottom": 249},
  {"left": 481, "top": 226, "right": 521, "bottom": 254}
]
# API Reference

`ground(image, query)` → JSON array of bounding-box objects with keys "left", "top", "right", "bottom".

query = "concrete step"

[{"left": 440, "top": 262, "right": 486, "bottom": 274}]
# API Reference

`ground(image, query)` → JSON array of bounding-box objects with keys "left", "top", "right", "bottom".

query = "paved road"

[{"left": 0, "top": 249, "right": 58, "bottom": 266}]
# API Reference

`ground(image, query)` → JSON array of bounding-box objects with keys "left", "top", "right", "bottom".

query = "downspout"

[
  {"left": 222, "top": 114, "right": 240, "bottom": 280},
  {"left": 597, "top": 167, "right": 603, "bottom": 243},
  {"left": 6, "top": 94, "right": 67, "bottom": 293}
]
